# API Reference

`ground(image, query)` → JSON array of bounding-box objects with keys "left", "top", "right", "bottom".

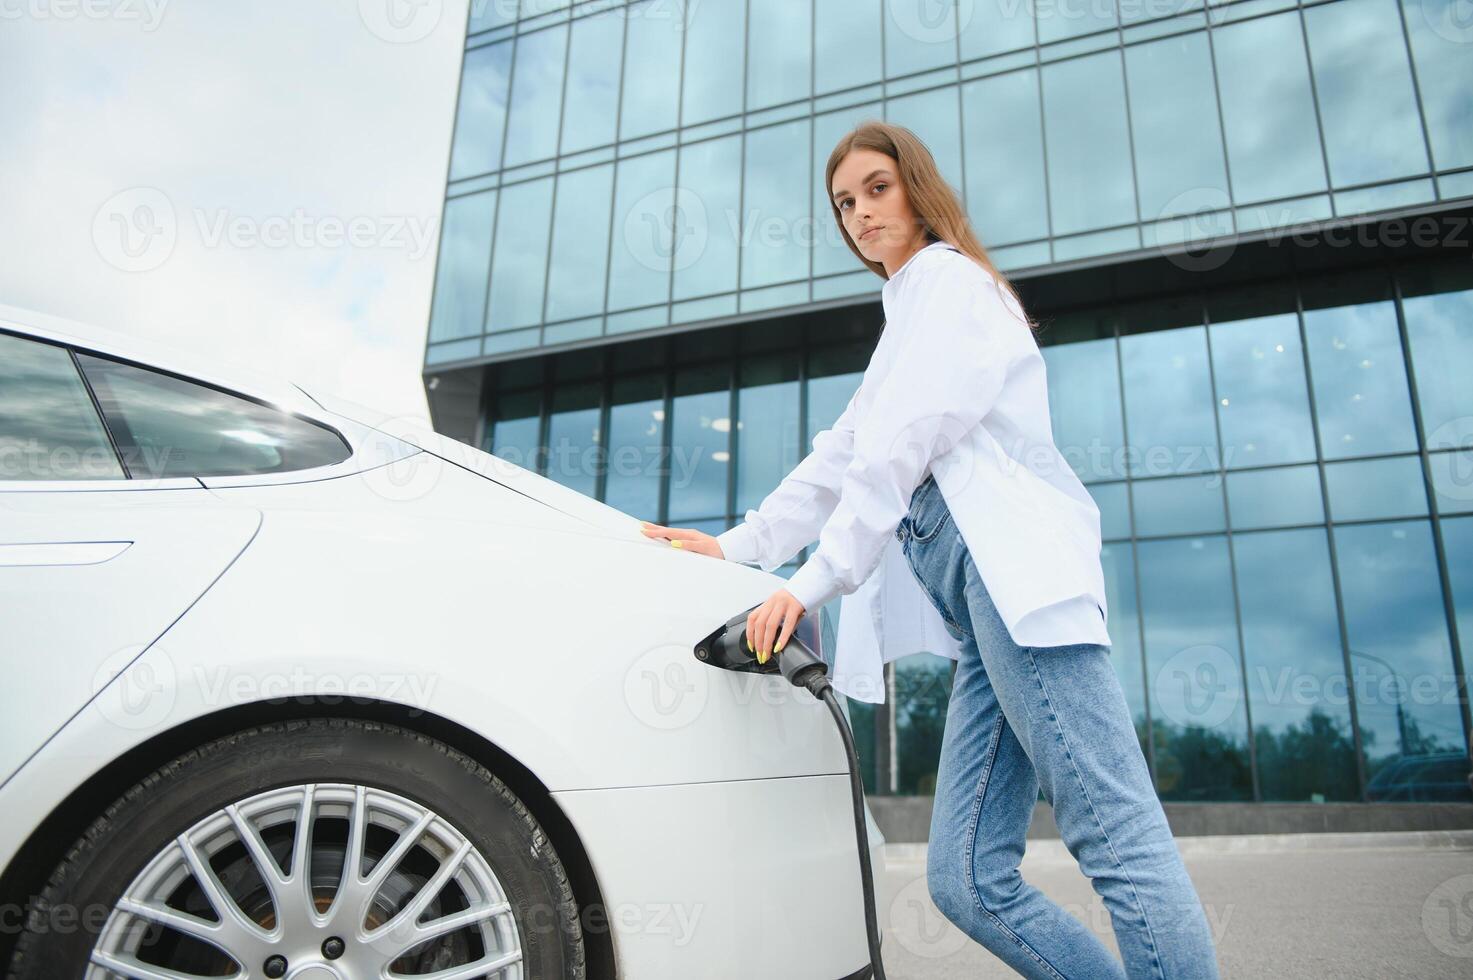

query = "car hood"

[{"left": 295, "top": 384, "right": 650, "bottom": 544}]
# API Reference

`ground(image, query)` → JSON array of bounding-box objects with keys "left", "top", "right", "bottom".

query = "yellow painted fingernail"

[
  {"left": 758, "top": 649, "right": 768, "bottom": 664},
  {"left": 776, "top": 642, "right": 785, "bottom": 653}
]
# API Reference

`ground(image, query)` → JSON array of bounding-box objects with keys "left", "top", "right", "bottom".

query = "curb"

[{"left": 881, "top": 829, "right": 1473, "bottom": 865}]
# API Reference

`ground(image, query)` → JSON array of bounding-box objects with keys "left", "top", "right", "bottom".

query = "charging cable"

[{"left": 695, "top": 607, "right": 888, "bottom": 980}]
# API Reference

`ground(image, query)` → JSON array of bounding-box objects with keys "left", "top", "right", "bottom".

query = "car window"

[
  {"left": 0, "top": 332, "right": 125, "bottom": 480},
  {"left": 74, "top": 352, "right": 352, "bottom": 479}
]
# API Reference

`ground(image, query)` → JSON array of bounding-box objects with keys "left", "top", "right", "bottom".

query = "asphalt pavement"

[{"left": 877, "top": 830, "right": 1473, "bottom": 979}]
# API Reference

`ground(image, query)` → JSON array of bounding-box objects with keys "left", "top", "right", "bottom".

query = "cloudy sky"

[{"left": 0, "top": 0, "right": 474, "bottom": 422}]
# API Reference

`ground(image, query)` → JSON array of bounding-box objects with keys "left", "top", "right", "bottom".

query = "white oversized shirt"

[{"left": 716, "top": 240, "right": 1110, "bottom": 704}]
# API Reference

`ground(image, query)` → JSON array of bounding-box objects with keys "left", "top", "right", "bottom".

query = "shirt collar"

[{"left": 884, "top": 239, "right": 955, "bottom": 289}]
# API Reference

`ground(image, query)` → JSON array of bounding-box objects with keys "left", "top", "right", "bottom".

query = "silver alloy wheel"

[{"left": 86, "top": 782, "right": 525, "bottom": 979}]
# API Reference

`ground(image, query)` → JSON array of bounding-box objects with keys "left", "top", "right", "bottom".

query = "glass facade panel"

[
  {"left": 1123, "top": 31, "right": 1231, "bottom": 222},
  {"left": 487, "top": 387, "right": 541, "bottom": 470},
  {"left": 1233, "top": 528, "right": 1360, "bottom": 802},
  {"left": 962, "top": 69, "right": 1049, "bottom": 247},
  {"left": 667, "top": 361, "right": 730, "bottom": 521},
  {"left": 604, "top": 373, "right": 665, "bottom": 520},
  {"left": 894, "top": 653, "right": 952, "bottom": 795},
  {"left": 1303, "top": 299, "right": 1418, "bottom": 460},
  {"left": 486, "top": 177, "right": 554, "bottom": 332},
  {"left": 735, "top": 351, "right": 801, "bottom": 515},
  {"left": 960, "top": 0, "right": 1036, "bottom": 59},
  {"left": 1213, "top": 12, "right": 1327, "bottom": 203},
  {"left": 1429, "top": 451, "right": 1473, "bottom": 515},
  {"left": 815, "top": 0, "right": 881, "bottom": 94},
  {"left": 1444, "top": 517, "right": 1473, "bottom": 680},
  {"left": 1041, "top": 50, "right": 1137, "bottom": 236},
  {"left": 545, "top": 380, "right": 601, "bottom": 496},
  {"left": 469, "top": 0, "right": 516, "bottom": 33},
  {"left": 748, "top": 0, "right": 811, "bottom": 111},
  {"left": 560, "top": 9, "right": 624, "bottom": 154},
  {"left": 1138, "top": 535, "right": 1253, "bottom": 801},
  {"left": 619, "top": 1, "right": 683, "bottom": 141},
  {"left": 1208, "top": 312, "right": 1317, "bottom": 469},
  {"left": 503, "top": 25, "right": 568, "bottom": 168},
  {"left": 1397, "top": 0, "right": 1473, "bottom": 170},
  {"left": 1324, "top": 455, "right": 1429, "bottom": 522},
  {"left": 1042, "top": 335, "right": 1127, "bottom": 482},
  {"left": 741, "top": 119, "right": 811, "bottom": 290},
  {"left": 1132, "top": 473, "right": 1226, "bottom": 537},
  {"left": 545, "top": 164, "right": 614, "bottom": 322},
  {"left": 883, "top": 0, "right": 958, "bottom": 77},
  {"left": 1403, "top": 286, "right": 1473, "bottom": 450},
  {"left": 428, "top": 191, "right": 496, "bottom": 342},
  {"left": 449, "top": 42, "right": 513, "bottom": 180},
  {"left": 1120, "top": 324, "right": 1220, "bottom": 477},
  {"left": 1335, "top": 521, "right": 1468, "bottom": 800},
  {"left": 1226, "top": 465, "right": 1325, "bottom": 530},
  {"left": 608, "top": 150, "right": 677, "bottom": 311},
  {"left": 674, "top": 135, "right": 743, "bottom": 301},
  {"left": 434, "top": 2, "right": 1462, "bottom": 353},
  {"left": 806, "top": 344, "right": 866, "bottom": 442},
  {"left": 1100, "top": 542, "right": 1149, "bottom": 760},
  {"left": 1303, "top": 0, "right": 1428, "bottom": 187},
  {"left": 682, "top": 0, "right": 745, "bottom": 126}
]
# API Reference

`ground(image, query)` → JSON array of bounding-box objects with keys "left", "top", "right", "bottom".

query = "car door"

[{"left": 0, "top": 331, "right": 338, "bottom": 785}]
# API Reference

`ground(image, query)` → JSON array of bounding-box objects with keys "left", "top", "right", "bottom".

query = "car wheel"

[{"left": 8, "top": 717, "right": 585, "bottom": 979}]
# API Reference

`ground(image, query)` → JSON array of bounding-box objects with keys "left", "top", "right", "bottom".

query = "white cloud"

[{"left": 0, "top": 0, "right": 473, "bottom": 422}]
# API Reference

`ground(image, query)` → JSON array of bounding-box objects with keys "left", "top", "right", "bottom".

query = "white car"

[{"left": 0, "top": 305, "right": 888, "bottom": 980}]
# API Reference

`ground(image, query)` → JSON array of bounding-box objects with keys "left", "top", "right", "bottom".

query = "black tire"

[{"left": 8, "top": 717, "right": 585, "bottom": 979}]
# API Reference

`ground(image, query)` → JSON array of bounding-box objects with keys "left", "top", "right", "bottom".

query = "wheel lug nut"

[
  {"left": 263, "top": 955, "right": 288, "bottom": 978},
  {"left": 323, "top": 936, "right": 346, "bottom": 959}
]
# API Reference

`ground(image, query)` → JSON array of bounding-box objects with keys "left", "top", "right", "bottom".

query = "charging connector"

[{"left": 694, "top": 606, "right": 888, "bottom": 980}]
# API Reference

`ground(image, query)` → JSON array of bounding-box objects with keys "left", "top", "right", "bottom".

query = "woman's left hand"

[{"left": 746, "top": 588, "right": 807, "bottom": 665}]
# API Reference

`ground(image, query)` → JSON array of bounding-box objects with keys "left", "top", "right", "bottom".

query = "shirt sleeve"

[
  {"left": 783, "top": 259, "right": 1029, "bottom": 614},
  {"left": 715, "top": 385, "right": 860, "bottom": 571}
]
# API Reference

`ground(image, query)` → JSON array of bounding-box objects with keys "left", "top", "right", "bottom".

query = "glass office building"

[{"left": 423, "top": 0, "right": 1473, "bottom": 823}]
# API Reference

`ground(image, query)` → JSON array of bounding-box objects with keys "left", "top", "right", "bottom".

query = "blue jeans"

[{"left": 895, "top": 473, "right": 1220, "bottom": 979}]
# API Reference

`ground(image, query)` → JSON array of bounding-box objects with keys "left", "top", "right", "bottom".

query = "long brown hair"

[{"left": 824, "top": 119, "right": 1038, "bottom": 334}]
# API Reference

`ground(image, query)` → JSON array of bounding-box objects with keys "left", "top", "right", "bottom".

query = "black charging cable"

[{"left": 695, "top": 608, "right": 888, "bottom": 980}]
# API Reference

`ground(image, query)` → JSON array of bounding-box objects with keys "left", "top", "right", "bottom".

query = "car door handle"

[{"left": 0, "top": 541, "right": 133, "bottom": 567}]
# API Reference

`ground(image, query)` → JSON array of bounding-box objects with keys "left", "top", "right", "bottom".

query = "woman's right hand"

[{"left": 639, "top": 521, "right": 725, "bottom": 560}]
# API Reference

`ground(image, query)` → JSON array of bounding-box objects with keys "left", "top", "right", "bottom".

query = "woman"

[{"left": 641, "top": 121, "right": 1219, "bottom": 979}]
